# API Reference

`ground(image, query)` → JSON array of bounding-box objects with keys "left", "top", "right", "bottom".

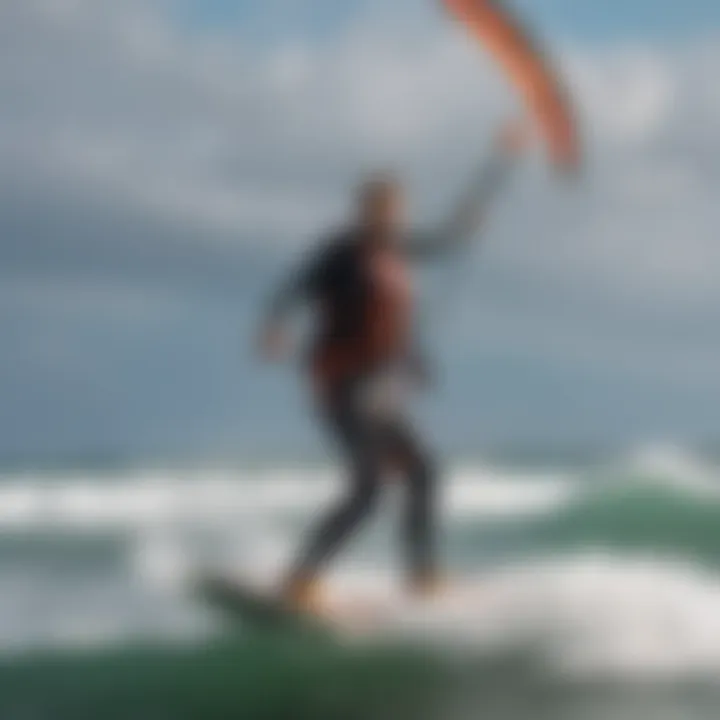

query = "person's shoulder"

[
  {"left": 325, "top": 226, "right": 360, "bottom": 248},
  {"left": 315, "top": 227, "right": 360, "bottom": 261}
]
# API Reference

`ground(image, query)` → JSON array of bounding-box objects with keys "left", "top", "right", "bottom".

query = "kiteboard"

[{"left": 195, "top": 572, "right": 397, "bottom": 636}]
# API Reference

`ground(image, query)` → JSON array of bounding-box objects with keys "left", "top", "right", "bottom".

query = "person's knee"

[
  {"left": 407, "top": 446, "right": 437, "bottom": 486},
  {"left": 350, "top": 468, "right": 382, "bottom": 514},
  {"left": 345, "top": 488, "right": 377, "bottom": 522}
]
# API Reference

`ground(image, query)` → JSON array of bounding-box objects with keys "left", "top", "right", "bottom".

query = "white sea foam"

[
  {"left": 0, "top": 442, "right": 714, "bottom": 535},
  {"left": 404, "top": 555, "right": 720, "bottom": 680},
  {"left": 0, "top": 466, "right": 575, "bottom": 532},
  {"left": 0, "top": 456, "right": 719, "bottom": 679},
  {"left": 625, "top": 442, "right": 718, "bottom": 494},
  {"left": 254, "top": 555, "right": 720, "bottom": 681},
  {"left": 8, "top": 550, "right": 720, "bottom": 682}
]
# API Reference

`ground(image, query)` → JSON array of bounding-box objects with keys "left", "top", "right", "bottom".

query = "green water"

[{"left": 1, "top": 635, "right": 718, "bottom": 720}]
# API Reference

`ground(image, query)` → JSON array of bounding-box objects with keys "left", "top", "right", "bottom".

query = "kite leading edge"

[{"left": 442, "top": 0, "right": 580, "bottom": 172}]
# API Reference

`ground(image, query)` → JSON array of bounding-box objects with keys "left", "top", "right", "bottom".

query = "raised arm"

[{"left": 408, "top": 121, "right": 528, "bottom": 259}]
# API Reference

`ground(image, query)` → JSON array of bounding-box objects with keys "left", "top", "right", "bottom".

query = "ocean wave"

[
  {"left": 0, "top": 467, "right": 575, "bottom": 533},
  {"left": 511, "top": 444, "right": 720, "bottom": 566},
  {"left": 4, "top": 546, "right": 720, "bottom": 680},
  {"left": 0, "top": 447, "right": 718, "bottom": 681}
]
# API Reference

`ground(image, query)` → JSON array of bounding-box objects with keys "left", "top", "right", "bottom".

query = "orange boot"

[
  {"left": 281, "top": 575, "right": 325, "bottom": 615},
  {"left": 407, "top": 571, "right": 446, "bottom": 600}
]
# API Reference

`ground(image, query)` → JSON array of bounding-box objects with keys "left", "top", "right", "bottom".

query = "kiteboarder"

[{"left": 258, "top": 122, "right": 528, "bottom": 611}]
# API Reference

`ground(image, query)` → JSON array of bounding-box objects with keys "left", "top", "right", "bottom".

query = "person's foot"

[
  {"left": 281, "top": 576, "right": 325, "bottom": 615},
  {"left": 407, "top": 572, "right": 446, "bottom": 599}
]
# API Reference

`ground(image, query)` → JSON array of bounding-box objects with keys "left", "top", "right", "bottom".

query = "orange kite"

[{"left": 442, "top": 0, "right": 580, "bottom": 171}]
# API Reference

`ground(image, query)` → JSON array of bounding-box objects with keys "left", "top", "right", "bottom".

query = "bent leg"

[
  {"left": 287, "top": 461, "right": 381, "bottom": 583},
  {"left": 285, "top": 383, "right": 384, "bottom": 589}
]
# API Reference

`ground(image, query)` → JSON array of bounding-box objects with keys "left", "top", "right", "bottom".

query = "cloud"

[
  {"left": 2, "top": 1, "right": 717, "bottom": 282},
  {"left": 0, "top": 0, "right": 718, "bottom": 451}
]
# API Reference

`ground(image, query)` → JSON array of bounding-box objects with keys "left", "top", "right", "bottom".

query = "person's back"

[{"left": 299, "top": 226, "right": 416, "bottom": 390}]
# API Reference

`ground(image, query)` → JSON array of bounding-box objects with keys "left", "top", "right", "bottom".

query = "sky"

[{"left": 0, "top": 0, "right": 718, "bottom": 461}]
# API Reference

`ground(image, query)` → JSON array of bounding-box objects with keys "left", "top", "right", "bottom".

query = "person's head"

[{"left": 356, "top": 173, "right": 407, "bottom": 244}]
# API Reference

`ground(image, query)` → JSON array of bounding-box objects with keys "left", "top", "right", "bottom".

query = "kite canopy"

[{"left": 442, "top": 0, "right": 580, "bottom": 172}]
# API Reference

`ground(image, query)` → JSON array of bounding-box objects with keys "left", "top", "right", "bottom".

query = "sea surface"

[{"left": 0, "top": 443, "right": 719, "bottom": 719}]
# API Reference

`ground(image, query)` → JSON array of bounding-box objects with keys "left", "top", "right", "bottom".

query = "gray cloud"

[{"left": 1, "top": 0, "right": 718, "bottom": 453}]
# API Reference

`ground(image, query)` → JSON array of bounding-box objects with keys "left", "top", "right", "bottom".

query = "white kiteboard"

[
  {"left": 193, "top": 569, "right": 509, "bottom": 647},
  {"left": 195, "top": 571, "right": 401, "bottom": 636}
]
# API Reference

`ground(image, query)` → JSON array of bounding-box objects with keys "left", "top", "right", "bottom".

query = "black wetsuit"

[
  {"left": 271, "top": 228, "right": 437, "bottom": 584},
  {"left": 266, "top": 149, "right": 513, "bottom": 586}
]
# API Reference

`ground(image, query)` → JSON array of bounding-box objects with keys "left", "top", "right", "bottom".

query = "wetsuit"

[{"left": 266, "top": 148, "right": 514, "bottom": 587}]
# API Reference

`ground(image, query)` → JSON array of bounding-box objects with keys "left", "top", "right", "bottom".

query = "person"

[{"left": 258, "top": 121, "right": 528, "bottom": 611}]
